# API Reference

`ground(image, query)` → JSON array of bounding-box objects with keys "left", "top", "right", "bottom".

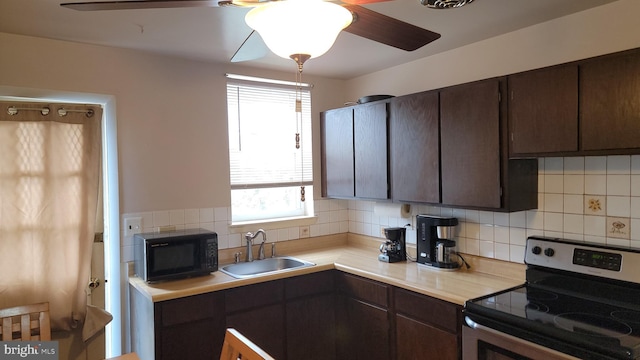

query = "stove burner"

[
  {"left": 525, "top": 301, "right": 549, "bottom": 313},
  {"left": 611, "top": 310, "right": 640, "bottom": 325},
  {"left": 526, "top": 289, "right": 559, "bottom": 301},
  {"left": 554, "top": 312, "right": 633, "bottom": 338}
]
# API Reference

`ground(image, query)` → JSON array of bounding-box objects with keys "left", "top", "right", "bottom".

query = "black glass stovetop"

[{"left": 465, "top": 278, "right": 640, "bottom": 360}]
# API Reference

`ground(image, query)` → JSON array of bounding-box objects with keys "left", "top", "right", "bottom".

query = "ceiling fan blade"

[
  {"left": 342, "top": 4, "right": 441, "bottom": 51},
  {"left": 231, "top": 30, "right": 269, "bottom": 62},
  {"left": 60, "top": 0, "right": 220, "bottom": 11}
]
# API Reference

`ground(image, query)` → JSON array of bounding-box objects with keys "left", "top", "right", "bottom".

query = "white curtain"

[{"left": 0, "top": 101, "right": 102, "bottom": 331}]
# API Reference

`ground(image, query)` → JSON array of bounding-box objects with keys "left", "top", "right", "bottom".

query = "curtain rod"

[{"left": 7, "top": 106, "right": 95, "bottom": 118}]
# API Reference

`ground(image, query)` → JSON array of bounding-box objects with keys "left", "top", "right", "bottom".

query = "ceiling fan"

[{"left": 59, "top": 0, "right": 442, "bottom": 63}]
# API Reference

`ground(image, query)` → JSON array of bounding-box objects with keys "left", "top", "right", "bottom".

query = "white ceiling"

[{"left": 0, "top": 0, "right": 618, "bottom": 79}]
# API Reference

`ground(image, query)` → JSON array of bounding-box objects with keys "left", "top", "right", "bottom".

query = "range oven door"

[{"left": 463, "top": 317, "right": 579, "bottom": 360}]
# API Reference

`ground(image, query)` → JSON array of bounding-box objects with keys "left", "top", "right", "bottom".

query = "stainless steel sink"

[{"left": 219, "top": 256, "right": 315, "bottom": 279}]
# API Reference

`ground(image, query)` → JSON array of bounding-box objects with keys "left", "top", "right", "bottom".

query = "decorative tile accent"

[
  {"left": 584, "top": 195, "right": 605, "bottom": 215},
  {"left": 607, "top": 216, "right": 630, "bottom": 239}
]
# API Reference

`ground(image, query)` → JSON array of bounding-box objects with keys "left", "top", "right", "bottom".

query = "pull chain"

[{"left": 295, "top": 61, "right": 305, "bottom": 201}]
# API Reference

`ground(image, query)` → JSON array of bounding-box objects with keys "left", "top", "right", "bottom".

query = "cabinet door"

[
  {"left": 396, "top": 315, "right": 458, "bottom": 360},
  {"left": 336, "top": 296, "right": 390, "bottom": 360},
  {"left": 508, "top": 65, "right": 579, "bottom": 155},
  {"left": 440, "top": 79, "right": 501, "bottom": 208},
  {"left": 321, "top": 107, "right": 355, "bottom": 197},
  {"left": 225, "top": 280, "right": 285, "bottom": 359},
  {"left": 580, "top": 50, "right": 640, "bottom": 151},
  {"left": 389, "top": 91, "right": 440, "bottom": 203},
  {"left": 286, "top": 294, "right": 336, "bottom": 360},
  {"left": 285, "top": 272, "right": 336, "bottom": 360},
  {"left": 354, "top": 102, "right": 389, "bottom": 199},
  {"left": 226, "top": 304, "right": 285, "bottom": 359},
  {"left": 157, "top": 292, "right": 226, "bottom": 360}
]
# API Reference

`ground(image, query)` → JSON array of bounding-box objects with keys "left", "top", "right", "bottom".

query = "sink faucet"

[{"left": 244, "top": 229, "right": 267, "bottom": 262}]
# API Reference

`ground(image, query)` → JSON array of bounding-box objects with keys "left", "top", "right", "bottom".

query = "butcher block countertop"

[{"left": 129, "top": 233, "right": 525, "bottom": 306}]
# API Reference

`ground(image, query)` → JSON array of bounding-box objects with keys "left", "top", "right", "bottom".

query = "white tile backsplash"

[
  {"left": 120, "top": 157, "right": 640, "bottom": 264},
  {"left": 344, "top": 155, "right": 640, "bottom": 264}
]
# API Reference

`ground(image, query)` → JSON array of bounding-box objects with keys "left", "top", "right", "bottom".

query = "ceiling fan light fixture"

[{"left": 245, "top": 0, "right": 353, "bottom": 60}]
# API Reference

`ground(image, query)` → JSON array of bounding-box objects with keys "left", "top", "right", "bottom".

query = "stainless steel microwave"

[{"left": 134, "top": 228, "right": 218, "bottom": 282}]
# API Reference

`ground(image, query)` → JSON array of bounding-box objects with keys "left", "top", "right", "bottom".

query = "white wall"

[
  {"left": 0, "top": 32, "right": 347, "bottom": 215},
  {"left": 344, "top": 0, "right": 640, "bottom": 99}
]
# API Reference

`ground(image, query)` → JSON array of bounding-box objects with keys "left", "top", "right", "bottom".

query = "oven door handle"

[
  {"left": 463, "top": 316, "right": 581, "bottom": 360},
  {"left": 465, "top": 316, "right": 523, "bottom": 340}
]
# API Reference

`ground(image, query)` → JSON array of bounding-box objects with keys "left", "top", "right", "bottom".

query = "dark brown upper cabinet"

[
  {"left": 321, "top": 107, "right": 354, "bottom": 198},
  {"left": 580, "top": 49, "right": 640, "bottom": 152},
  {"left": 440, "top": 78, "right": 538, "bottom": 211},
  {"left": 354, "top": 102, "right": 389, "bottom": 199},
  {"left": 321, "top": 101, "right": 389, "bottom": 200},
  {"left": 440, "top": 78, "right": 502, "bottom": 209},
  {"left": 508, "top": 64, "right": 579, "bottom": 156},
  {"left": 389, "top": 90, "right": 440, "bottom": 204}
]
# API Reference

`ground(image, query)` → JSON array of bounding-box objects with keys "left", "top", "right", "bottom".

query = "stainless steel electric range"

[{"left": 463, "top": 236, "right": 640, "bottom": 360}]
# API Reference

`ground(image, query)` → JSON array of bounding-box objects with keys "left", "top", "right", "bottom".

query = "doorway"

[{"left": 0, "top": 88, "right": 122, "bottom": 359}]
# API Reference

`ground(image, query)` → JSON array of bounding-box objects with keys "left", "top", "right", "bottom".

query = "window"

[{"left": 226, "top": 75, "right": 313, "bottom": 223}]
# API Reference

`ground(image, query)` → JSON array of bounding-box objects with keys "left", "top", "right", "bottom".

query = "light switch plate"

[{"left": 124, "top": 217, "right": 142, "bottom": 236}]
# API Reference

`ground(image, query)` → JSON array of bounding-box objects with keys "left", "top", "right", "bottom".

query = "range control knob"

[
  {"left": 531, "top": 246, "right": 542, "bottom": 255},
  {"left": 544, "top": 248, "right": 555, "bottom": 257}
]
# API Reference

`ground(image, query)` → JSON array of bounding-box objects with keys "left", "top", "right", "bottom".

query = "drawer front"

[
  {"left": 394, "top": 288, "right": 460, "bottom": 333},
  {"left": 160, "top": 292, "right": 224, "bottom": 327},
  {"left": 336, "top": 272, "right": 389, "bottom": 308},
  {"left": 225, "top": 279, "right": 284, "bottom": 313},
  {"left": 285, "top": 271, "right": 335, "bottom": 300}
]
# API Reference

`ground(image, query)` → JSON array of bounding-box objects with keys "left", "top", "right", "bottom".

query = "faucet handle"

[{"left": 271, "top": 243, "right": 276, "bottom": 258}]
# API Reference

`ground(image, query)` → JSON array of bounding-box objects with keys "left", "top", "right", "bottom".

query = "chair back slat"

[{"left": 0, "top": 302, "right": 51, "bottom": 341}]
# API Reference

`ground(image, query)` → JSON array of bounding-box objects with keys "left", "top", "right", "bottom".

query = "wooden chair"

[
  {"left": 0, "top": 302, "right": 51, "bottom": 341},
  {"left": 219, "top": 328, "right": 275, "bottom": 360}
]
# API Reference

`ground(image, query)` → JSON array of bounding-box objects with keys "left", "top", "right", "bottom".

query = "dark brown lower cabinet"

[
  {"left": 225, "top": 280, "right": 286, "bottom": 359},
  {"left": 130, "top": 290, "right": 226, "bottom": 360},
  {"left": 395, "top": 288, "right": 462, "bottom": 360},
  {"left": 286, "top": 294, "right": 336, "bottom": 359},
  {"left": 396, "top": 315, "right": 458, "bottom": 360},
  {"left": 336, "top": 296, "right": 391, "bottom": 360},
  {"left": 285, "top": 271, "right": 337, "bottom": 360},
  {"left": 131, "top": 270, "right": 462, "bottom": 360}
]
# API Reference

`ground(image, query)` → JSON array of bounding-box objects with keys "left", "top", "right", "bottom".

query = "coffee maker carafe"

[
  {"left": 378, "top": 227, "right": 406, "bottom": 263},
  {"left": 416, "top": 215, "right": 459, "bottom": 269}
]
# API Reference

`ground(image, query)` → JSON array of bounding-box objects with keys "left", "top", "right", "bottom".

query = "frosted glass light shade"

[{"left": 245, "top": 0, "right": 353, "bottom": 60}]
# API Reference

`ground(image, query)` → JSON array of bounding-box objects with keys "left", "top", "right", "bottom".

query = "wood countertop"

[{"left": 129, "top": 233, "right": 526, "bottom": 306}]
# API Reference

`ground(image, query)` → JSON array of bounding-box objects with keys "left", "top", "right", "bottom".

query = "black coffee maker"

[
  {"left": 378, "top": 227, "right": 406, "bottom": 263},
  {"left": 416, "top": 215, "right": 459, "bottom": 269}
]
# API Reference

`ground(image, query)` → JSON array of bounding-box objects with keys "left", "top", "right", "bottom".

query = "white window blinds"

[{"left": 227, "top": 78, "right": 313, "bottom": 189}]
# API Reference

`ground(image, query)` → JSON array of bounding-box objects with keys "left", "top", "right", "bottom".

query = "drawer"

[
  {"left": 394, "top": 288, "right": 460, "bottom": 333},
  {"left": 225, "top": 279, "right": 284, "bottom": 313},
  {"left": 336, "top": 272, "right": 389, "bottom": 308},
  {"left": 285, "top": 271, "right": 335, "bottom": 300},
  {"left": 160, "top": 292, "right": 224, "bottom": 327}
]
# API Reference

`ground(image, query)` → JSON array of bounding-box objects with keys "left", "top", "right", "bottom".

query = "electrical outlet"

[
  {"left": 380, "top": 226, "right": 386, "bottom": 238},
  {"left": 124, "top": 217, "right": 142, "bottom": 236},
  {"left": 299, "top": 226, "right": 310, "bottom": 238}
]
